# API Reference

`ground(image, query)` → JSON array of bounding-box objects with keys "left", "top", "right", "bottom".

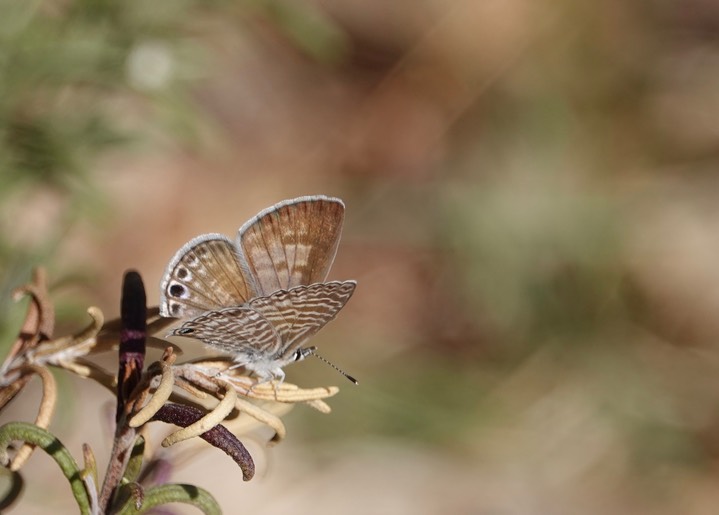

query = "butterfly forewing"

[
  {"left": 171, "top": 307, "right": 281, "bottom": 357},
  {"left": 160, "top": 235, "right": 255, "bottom": 319},
  {"left": 239, "top": 196, "right": 345, "bottom": 295},
  {"left": 248, "top": 281, "right": 356, "bottom": 359},
  {"left": 171, "top": 281, "right": 355, "bottom": 363}
]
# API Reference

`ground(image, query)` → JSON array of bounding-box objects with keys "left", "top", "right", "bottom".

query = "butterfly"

[{"left": 159, "top": 195, "right": 356, "bottom": 383}]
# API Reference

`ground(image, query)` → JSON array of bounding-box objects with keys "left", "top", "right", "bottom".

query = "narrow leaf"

[
  {"left": 0, "top": 422, "right": 91, "bottom": 514},
  {"left": 116, "top": 483, "right": 221, "bottom": 515}
]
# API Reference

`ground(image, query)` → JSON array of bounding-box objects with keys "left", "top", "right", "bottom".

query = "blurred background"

[{"left": 3, "top": 0, "right": 719, "bottom": 513}]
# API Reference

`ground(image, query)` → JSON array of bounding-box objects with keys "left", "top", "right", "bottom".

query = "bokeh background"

[{"left": 3, "top": 0, "right": 719, "bottom": 513}]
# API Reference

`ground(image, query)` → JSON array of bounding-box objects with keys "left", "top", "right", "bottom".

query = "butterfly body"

[{"left": 159, "top": 196, "right": 355, "bottom": 383}]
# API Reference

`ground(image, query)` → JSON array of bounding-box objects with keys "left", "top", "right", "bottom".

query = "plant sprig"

[{"left": 0, "top": 269, "right": 343, "bottom": 513}]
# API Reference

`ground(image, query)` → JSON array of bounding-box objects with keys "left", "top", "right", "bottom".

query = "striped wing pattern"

[
  {"left": 239, "top": 197, "right": 345, "bottom": 295},
  {"left": 160, "top": 235, "right": 254, "bottom": 319},
  {"left": 160, "top": 196, "right": 345, "bottom": 319},
  {"left": 247, "top": 280, "right": 356, "bottom": 359},
  {"left": 170, "top": 281, "right": 356, "bottom": 375},
  {"left": 171, "top": 306, "right": 278, "bottom": 357}
]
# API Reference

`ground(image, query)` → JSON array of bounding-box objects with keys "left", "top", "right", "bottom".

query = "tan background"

[{"left": 4, "top": 0, "right": 719, "bottom": 513}]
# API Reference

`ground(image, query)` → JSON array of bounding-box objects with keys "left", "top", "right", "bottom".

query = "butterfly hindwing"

[{"left": 160, "top": 235, "right": 255, "bottom": 319}]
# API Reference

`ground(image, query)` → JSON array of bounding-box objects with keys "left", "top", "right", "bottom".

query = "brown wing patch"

[
  {"left": 239, "top": 196, "right": 345, "bottom": 295},
  {"left": 160, "top": 235, "right": 255, "bottom": 319}
]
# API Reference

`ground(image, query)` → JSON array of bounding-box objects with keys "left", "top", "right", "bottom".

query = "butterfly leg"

[
  {"left": 271, "top": 367, "right": 285, "bottom": 384},
  {"left": 240, "top": 367, "right": 283, "bottom": 394},
  {"left": 266, "top": 368, "right": 285, "bottom": 398},
  {"left": 215, "top": 362, "right": 244, "bottom": 378},
  {"left": 215, "top": 362, "right": 274, "bottom": 391}
]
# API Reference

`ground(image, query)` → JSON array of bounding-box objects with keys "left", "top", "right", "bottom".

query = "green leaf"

[
  {"left": 121, "top": 436, "right": 145, "bottom": 485},
  {"left": 115, "top": 483, "right": 221, "bottom": 515},
  {"left": 0, "top": 422, "right": 92, "bottom": 514}
]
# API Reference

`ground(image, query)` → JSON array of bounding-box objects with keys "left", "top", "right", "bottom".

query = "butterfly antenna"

[{"left": 308, "top": 349, "right": 358, "bottom": 385}]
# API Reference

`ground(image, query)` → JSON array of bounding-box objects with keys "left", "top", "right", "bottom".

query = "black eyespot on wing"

[
  {"left": 170, "top": 284, "right": 185, "bottom": 298},
  {"left": 177, "top": 267, "right": 189, "bottom": 279}
]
